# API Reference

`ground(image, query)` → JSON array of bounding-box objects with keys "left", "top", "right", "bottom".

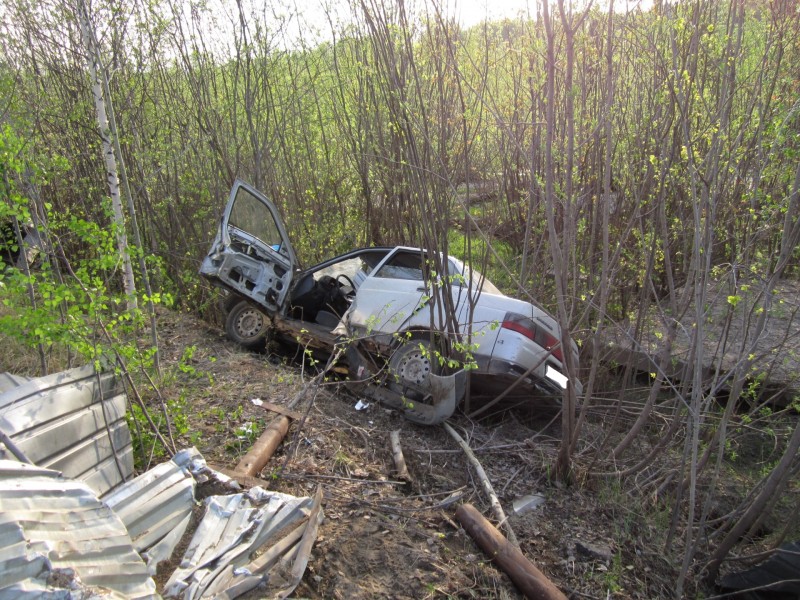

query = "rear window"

[
  {"left": 372, "top": 251, "right": 501, "bottom": 295},
  {"left": 373, "top": 250, "right": 425, "bottom": 281}
]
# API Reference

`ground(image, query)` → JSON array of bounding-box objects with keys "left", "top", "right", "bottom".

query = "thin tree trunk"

[
  {"left": 704, "top": 417, "right": 800, "bottom": 585},
  {"left": 76, "top": 0, "right": 137, "bottom": 311},
  {"left": 92, "top": 24, "right": 161, "bottom": 373}
]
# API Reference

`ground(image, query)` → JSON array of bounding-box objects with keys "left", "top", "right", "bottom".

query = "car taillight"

[{"left": 501, "top": 312, "right": 564, "bottom": 362}]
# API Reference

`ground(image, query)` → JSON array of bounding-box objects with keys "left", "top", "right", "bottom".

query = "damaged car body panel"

[
  {"left": 200, "top": 180, "right": 297, "bottom": 315},
  {"left": 201, "top": 181, "right": 581, "bottom": 424},
  {"left": 344, "top": 249, "right": 577, "bottom": 395}
]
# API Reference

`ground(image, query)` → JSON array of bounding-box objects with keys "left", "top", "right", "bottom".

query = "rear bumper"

[{"left": 478, "top": 356, "right": 583, "bottom": 396}]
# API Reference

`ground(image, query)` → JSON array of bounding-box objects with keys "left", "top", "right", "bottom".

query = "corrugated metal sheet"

[
  {"left": 105, "top": 448, "right": 200, "bottom": 574},
  {"left": 0, "top": 372, "right": 30, "bottom": 394},
  {"left": 164, "top": 487, "right": 313, "bottom": 599},
  {"left": 0, "top": 365, "right": 133, "bottom": 496},
  {"left": 0, "top": 366, "right": 323, "bottom": 600},
  {"left": 0, "top": 459, "right": 158, "bottom": 599}
]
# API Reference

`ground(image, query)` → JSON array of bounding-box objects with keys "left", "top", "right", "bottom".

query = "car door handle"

[{"left": 417, "top": 287, "right": 428, "bottom": 292}]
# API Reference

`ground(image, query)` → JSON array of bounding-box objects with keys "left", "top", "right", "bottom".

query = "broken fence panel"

[
  {"left": 104, "top": 448, "right": 204, "bottom": 574},
  {"left": 163, "top": 487, "right": 316, "bottom": 599},
  {"left": 0, "top": 364, "right": 326, "bottom": 600},
  {"left": 0, "top": 460, "right": 158, "bottom": 599},
  {"left": 0, "top": 365, "right": 133, "bottom": 497}
]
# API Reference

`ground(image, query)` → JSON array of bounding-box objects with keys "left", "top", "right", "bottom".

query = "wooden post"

[
  {"left": 389, "top": 430, "right": 412, "bottom": 482},
  {"left": 233, "top": 415, "right": 290, "bottom": 477},
  {"left": 455, "top": 503, "right": 567, "bottom": 600}
]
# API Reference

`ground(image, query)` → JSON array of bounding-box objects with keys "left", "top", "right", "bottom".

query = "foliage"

[
  {"left": 1, "top": 0, "right": 799, "bottom": 593},
  {"left": 0, "top": 122, "right": 179, "bottom": 472}
]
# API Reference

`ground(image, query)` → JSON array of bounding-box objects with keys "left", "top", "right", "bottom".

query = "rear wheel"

[
  {"left": 225, "top": 299, "right": 271, "bottom": 350},
  {"left": 388, "top": 336, "right": 435, "bottom": 401}
]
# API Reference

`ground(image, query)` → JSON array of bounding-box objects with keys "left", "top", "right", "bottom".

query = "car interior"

[{"left": 288, "top": 250, "right": 391, "bottom": 329}]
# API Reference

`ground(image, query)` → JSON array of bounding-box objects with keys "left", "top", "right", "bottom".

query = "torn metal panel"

[
  {"left": 0, "top": 460, "right": 158, "bottom": 599},
  {"left": 207, "top": 485, "right": 325, "bottom": 600},
  {"left": 0, "top": 363, "right": 325, "bottom": 600},
  {"left": 104, "top": 448, "right": 207, "bottom": 574},
  {"left": 0, "top": 372, "right": 30, "bottom": 394},
  {"left": 0, "top": 365, "right": 133, "bottom": 497},
  {"left": 163, "top": 487, "right": 316, "bottom": 599}
]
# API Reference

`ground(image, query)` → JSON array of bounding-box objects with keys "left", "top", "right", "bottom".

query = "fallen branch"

[
  {"left": 280, "top": 473, "right": 406, "bottom": 485},
  {"left": 0, "top": 425, "right": 31, "bottom": 463},
  {"left": 389, "top": 430, "right": 412, "bottom": 482},
  {"left": 324, "top": 487, "right": 467, "bottom": 515},
  {"left": 456, "top": 503, "right": 567, "bottom": 600},
  {"left": 259, "top": 401, "right": 303, "bottom": 420},
  {"left": 233, "top": 353, "right": 342, "bottom": 479},
  {"left": 443, "top": 421, "right": 518, "bottom": 546}
]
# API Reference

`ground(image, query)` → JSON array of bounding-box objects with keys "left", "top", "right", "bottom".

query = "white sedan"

[{"left": 201, "top": 180, "right": 581, "bottom": 424}]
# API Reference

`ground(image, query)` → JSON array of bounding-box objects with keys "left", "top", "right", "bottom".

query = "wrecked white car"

[{"left": 200, "top": 180, "right": 581, "bottom": 424}]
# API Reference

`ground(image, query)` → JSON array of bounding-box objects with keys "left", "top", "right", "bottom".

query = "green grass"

[{"left": 446, "top": 229, "right": 519, "bottom": 294}]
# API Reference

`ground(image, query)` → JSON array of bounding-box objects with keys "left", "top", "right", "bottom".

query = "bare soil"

[{"left": 151, "top": 308, "right": 684, "bottom": 599}]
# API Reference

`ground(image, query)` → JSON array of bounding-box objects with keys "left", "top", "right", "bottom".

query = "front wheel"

[{"left": 225, "top": 299, "right": 271, "bottom": 350}]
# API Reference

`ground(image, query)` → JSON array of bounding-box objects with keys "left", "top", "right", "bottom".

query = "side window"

[
  {"left": 229, "top": 188, "right": 283, "bottom": 251},
  {"left": 374, "top": 250, "right": 426, "bottom": 281},
  {"left": 446, "top": 260, "right": 464, "bottom": 284}
]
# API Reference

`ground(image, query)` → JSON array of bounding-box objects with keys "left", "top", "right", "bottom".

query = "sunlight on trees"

[{"left": 1, "top": 0, "right": 798, "bottom": 595}]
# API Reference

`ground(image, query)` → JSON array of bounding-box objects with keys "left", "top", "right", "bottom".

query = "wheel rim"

[
  {"left": 235, "top": 307, "right": 266, "bottom": 339},
  {"left": 397, "top": 349, "right": 431, "bottom": 385},
  {"left": 389, "top": 342, "right": 433, "bottom": 394}
]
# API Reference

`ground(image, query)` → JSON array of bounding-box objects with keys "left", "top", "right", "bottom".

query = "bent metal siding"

[
  {"left": 0, "top": 460, "right": 158, "bottom": 599},
  {"left": 0, "top": 364, "right": 133, "bottom": 497},
  {"left": 0, "top": 366, "right": 323, "bottom": 599}
]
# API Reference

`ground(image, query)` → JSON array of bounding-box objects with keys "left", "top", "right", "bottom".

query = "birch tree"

[{"left": 76, "top": 0, "right": 137, "bottom": 310}]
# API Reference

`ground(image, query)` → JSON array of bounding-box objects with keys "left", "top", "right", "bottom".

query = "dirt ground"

[{"left": 152, "top": 308, "right": 683, "bottom": 599}]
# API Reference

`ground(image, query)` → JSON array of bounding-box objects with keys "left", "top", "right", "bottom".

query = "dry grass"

[{"left": 0, "top": 303, "right": 77, "bottom": 375}]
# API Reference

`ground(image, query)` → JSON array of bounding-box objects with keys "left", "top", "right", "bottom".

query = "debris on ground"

[{"left": 0, "top": 365, "right": 323, "bottom": 600}]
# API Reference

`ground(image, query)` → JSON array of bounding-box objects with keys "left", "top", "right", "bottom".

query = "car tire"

[
  {"left": 225, "top": 299, "right": 271, "bottom": 350},
  {"left": 387, "top": 334, "right": 436, "bottom": 399}
]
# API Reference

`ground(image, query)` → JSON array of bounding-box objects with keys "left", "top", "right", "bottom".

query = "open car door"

[{"left": 200, "top": 180, "right": 297, "bottom": 314}]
